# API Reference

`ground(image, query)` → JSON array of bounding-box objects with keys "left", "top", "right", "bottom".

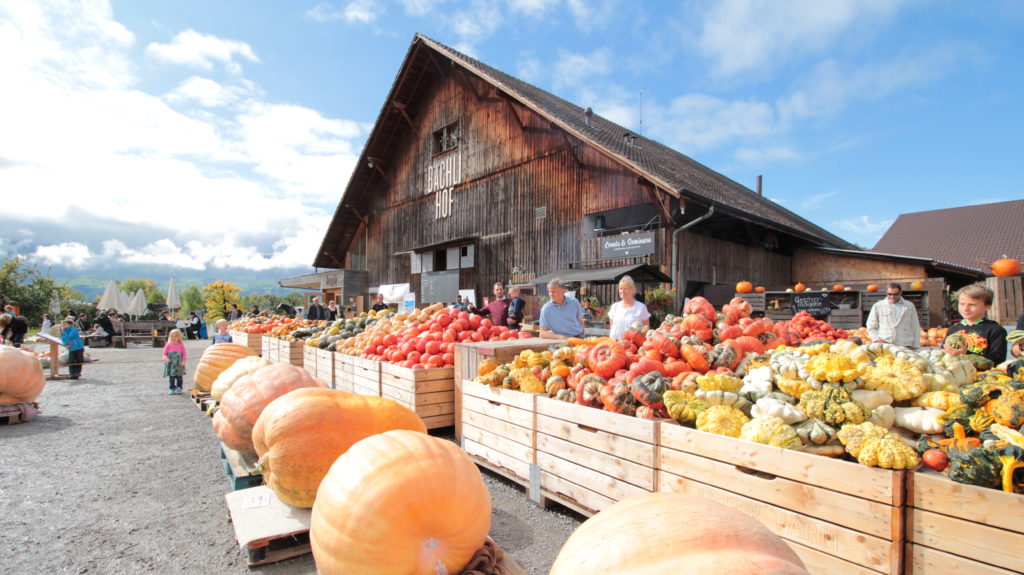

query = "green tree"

[
  {"left": 0, "top": 256, "right": 68, "bottom": 325},
  {"left": 120, "top": 278, "right": 167, "bottom": 305},
  {"left": 239, "top": 291, "right": 304, "bottom": 315},
  {"left": 180, "top": 284, "right": 204, "bottom": 315},
  {"left": 202, "top": 281, "right": 242, "bottom": 321}
]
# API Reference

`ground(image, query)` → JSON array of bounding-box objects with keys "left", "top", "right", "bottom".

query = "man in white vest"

[{"left": 866, "top": 283, "right": 921, "bottom": 347}]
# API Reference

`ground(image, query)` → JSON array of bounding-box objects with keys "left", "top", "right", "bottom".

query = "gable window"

[{"left": 433, "top": 121, "right": 460, "bottom": 155}]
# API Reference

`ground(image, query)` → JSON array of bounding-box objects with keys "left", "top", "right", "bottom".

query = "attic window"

[{"left": 433, "top": 121, "right": 460, "bottom": 155}]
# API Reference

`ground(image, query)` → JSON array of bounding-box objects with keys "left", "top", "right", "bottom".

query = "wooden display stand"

[
  {"left": 229, "top": 330, "right": 262, "bottom": 355},
  {"left": 906, "top": 470, "right": 1024, "bottom": 574},
  {"left": 535, "top": 397, "right": 658, "bottom": 517},
  {"left": 985, "top": 275, "right": 1022, "bottom": 325},
  {"left": 336, "top": 355, "right": 380, "bottom": 396},
  {"left": 658, "top": 422, "right": 904, "bottom": 575},
  {"left": 461, "top": 380, "right": 541, "bottom": 489},
  {"left": 314, "top": 348, "right": 335, "bottom": 387},
  {"left": 380, "top": 363, "right": 455, "bottom": 429},
  {"left": 225, "top": 486, "right": 311, "bottom": 566},
  {"left": 36, "top": 332, "right": 68, "bottom": 380},
  {"left": 261, "top": 336, "right": 278, "bottom": 363},
  {"left": 333, "top": 354, "right": 354, "bottom": 393}
]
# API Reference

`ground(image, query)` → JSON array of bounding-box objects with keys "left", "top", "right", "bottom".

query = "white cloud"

[
  {"left": 834, "top": 215, "right": 893, "bottom": 245},
  {"left": 648, "top": 93, "right": 776, "bottom": 152},
  {"left": 165, "top": 76, "right": 247, "bottom": 108},
  {"left": 566, "top": 0, "right": 620, "bottom": 32},
  {"left": 398, "top": 0, "right": 442, "bottom": 17},
  {"left": 32, "top": 242, "right": 93, "bottom": 267},
  {"left": 516, "top": 57, "right": 543, "bottom": 83},
  {"left": 451, "top": 1, "right": 503, "bottom": 44},
  {"left": 697, "top": 0, "right": 906, "bottom": 78},
  {"left": 507, "top": 0, "right": 557, "bottom": 18},
  {"left": 735, "top": 145, "right": 800, "bottom": 165},
  {"left": 145, "top": 29, "right": 259, "bottom": 74},
  {"left": 552, "top": 48, "right": 613, "bottom": 91},
  {"left": 306, "top": 0, "right": 385, "bottom": 24},
  {"left": 800, "top": 191, "right": 839, "bottom": 210}
]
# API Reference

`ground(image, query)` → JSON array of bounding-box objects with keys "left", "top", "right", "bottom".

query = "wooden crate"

[
  {"left": 315, "top": 348, "right": 335, "bottom": 388},
  {"left": 829, "top": 308, "right": 863, "bottom": 329},
  {"left": 224, "top": 486, "right": 311, "bottom": 566},
  {"left": 986, "top": 275, "right": 1023, "bottom": 325},
  {"left": 261, "top": 337, "right": 278, "bottom": 363},
  {"left": 906, "top": 470, "right": 1024, "bottom": 574},
  {"left": 338, "top": 355, "right": 380, "bottom": 396},
  {"left": 279, "top": 340, "right": 304, "bottom": 366},
  {"left": 453, "top": 339, "right": 560, "bottom": 440},
  {"left": 230, "top": 330, "right": 262, "bottom": 355},
  {"left": 303, "top": 346, "right": 318, "bottom": 378},
  {"left": 657, "top": 422, "right": 904, "bottom": 575},
  {"left": 333, "top": 354, "right": 354, "bottom": 393},
  {"left": 460, "top": 380, "right": 540, "bottom": 489},
  {"left": 380, "top": 363, "right": 455, "bottom": 429},
  {"left": 534, "top": 397, "right": 658, "bottom": 517},
  {"left": 734, "top": 292, "right": 766, "bottom": 312}
]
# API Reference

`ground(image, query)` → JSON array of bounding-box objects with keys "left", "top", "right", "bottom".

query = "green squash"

[{"left": 946, "top": 448, "right": 1002, "bottom": 489}]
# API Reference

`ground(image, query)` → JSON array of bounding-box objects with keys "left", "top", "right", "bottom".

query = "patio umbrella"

[
  {"left": 128, "top": 290, "right": 147, "bottom": 319},
  {"left": 166, "top": 277, "right": 181, "bottom": 310},
  {"left": 115, "top": 286, "right": 130, "bottom": 314},
  {"left": 97, "top": 280, "right": 120, "bottom": 311},
  {"left": 49, "top": 294, "right": 62, "bottom": 316}
]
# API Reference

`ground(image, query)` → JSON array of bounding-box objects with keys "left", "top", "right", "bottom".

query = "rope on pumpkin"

[{"left": 458, "top": 538, "right": 515, "bottom": 575}]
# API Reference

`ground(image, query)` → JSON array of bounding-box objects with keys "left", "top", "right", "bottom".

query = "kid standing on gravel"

[
  {"left": 60, "top": 318, "right": 84, "bottom": 380},
  {"left": 162, "top": 329, "right": 187, "bottom": 395},
  {"left": 211, "top": 319, "right": 233, "bottom": 344}
]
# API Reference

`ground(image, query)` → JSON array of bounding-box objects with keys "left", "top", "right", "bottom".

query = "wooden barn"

[{"left": 287, "top": 34, "right": 979, "bottom": 320}]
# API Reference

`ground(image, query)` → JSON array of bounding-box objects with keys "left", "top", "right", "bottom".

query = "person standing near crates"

[{"left": 866, "top": 283, "right": 920, "bottom": 347}]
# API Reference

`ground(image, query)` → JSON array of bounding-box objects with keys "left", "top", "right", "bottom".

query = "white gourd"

[
  {"left": 893, "top": 406, "right": 945, "bottom": 435},
  {"left": 870, "top": 405, "right": 896, "bottom": 429},
  {"left": 750, "top": 397, "right": 807, "bottom": 424},
  {"left": 851, "top": 389, "right": 893, "bottom": 411}
]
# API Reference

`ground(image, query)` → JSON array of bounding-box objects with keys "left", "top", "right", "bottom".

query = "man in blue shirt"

[{"left": 539, "top": 278, "right": 583, "bottom": 340}]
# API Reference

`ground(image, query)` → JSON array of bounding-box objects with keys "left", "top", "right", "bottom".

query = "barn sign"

[
  {"left": 600, "top": 232, "right": 656, "bottom": 259},
  {"left": 425, "top": 152, "right": 462, "bottom": 219}
]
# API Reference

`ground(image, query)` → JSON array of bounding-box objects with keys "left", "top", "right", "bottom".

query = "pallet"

[
  {"left": 906, "top": 469, "right": 1024, "bottom": 574},
  {"left": 461, "top": 380, "right": 541, "bottom": 490},
  {"left": 535, "top": 397, "right": 658, "bottom": 518},
  {"left": 0, "top": 411, "right": 24, "bottom": 425},
  {"left": 828, "top": 308, "right": 863, "bottom": 329},
  {"left": 657, "top": 422, "right": 904, "bottom": 574},
  {"left": 220, "top": 443, "right": 264, "bottom": 491},
  {"left": 225, "top": 486, "right": 310, "bottom": 566},
  {"left": 380, "top": 363, "right": 454, "bottom": 429},
  {"left": 734, "top": 292, "right": 766, "bottom": 312},
  {"left": 229, "top": 330, "right": 262, "bottom": 356}
]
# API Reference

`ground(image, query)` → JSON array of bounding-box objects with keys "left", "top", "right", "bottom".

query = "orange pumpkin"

[
  {"left": 477, "top": 358, "right": 497, "bottom": 377},
  {"left": 310, "top": 430, "right": 491, "bottom": 575},
  {"left": 551, "top": 364, "right": 572, "bottom": 379},
  {"left": 212, "top": 364, "right": 325, "bottom": 454},
  {"left": 831, "top": 284, "right": 844, "bottom": 291},
  {"left": 252, "top": 388, "right": 426, "bottom": 507},
  {"left": 754, "top": 286, "right": 766, "bottom": 293},
  {"left": 735, "top": 281, "right": 753, "bottom": 294},
  {"left": 991, "top": 256, "right": 1021, "bottom": 277},
  {"left": 793, "top": 282, "right": 806, "bottom": 292},
  {"left": 549, "top": 492, "right": 808, "bottom": 574},
  {"left": 193, "top": 343, "right": 258, "bottom": 392},
  {"left": 0, "top": 346, "right": 46, "bottom": 404},
  {"left": 910, "top": 280, "right": 924, "bottom": 290},
  {"left": 866, "top": 284, "right": 880, "bottom": 292}
]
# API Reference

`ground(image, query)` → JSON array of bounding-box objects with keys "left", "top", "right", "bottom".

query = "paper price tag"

[{"left": 242, "top": 493, "right": 272, "bottom": 508}]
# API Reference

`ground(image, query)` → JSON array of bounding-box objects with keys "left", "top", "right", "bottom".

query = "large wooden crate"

[
  {"left": 829, "top": 308, "right": 862, "bottom": 329},
  {"left": 906, "top": 470, "right": 1024, "bottom": 575},
  {"left": 534, "top": 397, "right": 658, "bottom": 517},
  {"left": 230, "top": 330, "right": 262, "bottom": 355},
  {"left": 657, "top": 422, "right": 904, "bottom": 575},
  {"left": 460, "top": 380, "right": 540, "bottom": 489},
  {"left": 734, "top": 292, "right": 766, "bottom": 312},
  {"left": 380, "top": 363, "right": 455, "bottom": 429},
  {"left": 453, "top": 339, "right": 560, "bottom": 440},
  {"left": 303, "top": 345, "right": 318, "bottom": 378},
  {"left": 333, "top": 353, "right": 354, "bottom": 393},
  {"left": 986, "top": 275, "right": 1023, "bottom": 325},
  {"left": 337, "top": 355, "right": 380, "bottom": 396},
  {"left": 278, "top": 340, "right": 304, "bottom": 366},
  {"left": 314, "top": 348, "right": 335, "bottom": 388},
  {"left": 261, "top": 337, "right": 278, "bottom": 363}
]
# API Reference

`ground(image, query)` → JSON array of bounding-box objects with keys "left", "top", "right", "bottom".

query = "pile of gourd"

[
  {"left": 301, "top": 310, "right": 395, "bottom": 351},
  {"left": 474, "top": 335, "right": 1024, "bottom": 491}
]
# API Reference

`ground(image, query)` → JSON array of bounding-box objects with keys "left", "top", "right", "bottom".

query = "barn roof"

[
  {"left": 314, "top": 34, "right": 856, "bottom": 268},
  {"left": 872, "top": 199, "right": 1024, "bottom": 273}
]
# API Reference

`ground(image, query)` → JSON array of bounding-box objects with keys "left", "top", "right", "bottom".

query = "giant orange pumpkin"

[
  {"left": 0, "top": 346, "right": 46, "bottom": 404},
  {"left": 549, "top": 492, "right": 808, "bottom": 574},
  {"left": 310, "top": 430, "right": 491, "bottom": 575},
  {"left": 212, "top": 364, "right": 325, "bottom": 454},
  {"left": 193, "top": 343, "right": 258, "bottom": 392},
  {"left": 991, "top": 256, "right": 1021, "bottom": 277},
  {"left": 735, "top": 281, "right": 753, "bottom": 294},
  {"left": 252, "top": 388, "right": 427, "bottom": 508}
]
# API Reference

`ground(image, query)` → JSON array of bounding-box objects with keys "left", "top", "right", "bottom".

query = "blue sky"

[{"left": 2, "top": 0, "right": 1021, "bottom": 278}]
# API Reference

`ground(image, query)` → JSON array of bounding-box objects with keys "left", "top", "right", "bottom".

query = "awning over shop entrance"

[{"left": 531, "top": 263, "right": 671, "bottom": 287}]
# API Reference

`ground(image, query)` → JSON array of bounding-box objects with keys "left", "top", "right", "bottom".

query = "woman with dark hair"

[
  {"left": 185, "top": 312, "right": 201, "bottom": 340},
  {"left": 0, "top": 314, "right": 29, "bottom": 348}
]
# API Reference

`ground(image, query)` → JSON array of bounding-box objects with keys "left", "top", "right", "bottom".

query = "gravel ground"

[{"left": 0, "top": 340, "right": 582, "bottom": 574}]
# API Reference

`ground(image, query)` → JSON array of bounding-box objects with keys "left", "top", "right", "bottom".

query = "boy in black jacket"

[{"left": 943, "top": 283, "right": 1007, "bottom": 367}]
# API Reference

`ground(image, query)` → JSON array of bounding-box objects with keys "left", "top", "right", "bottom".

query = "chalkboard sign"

[
  {"left": 420, "top": 270, "right": 460, "bottom": 304},
  {"left": 790, "top": 292, "right": 833, "bottom": 319}
]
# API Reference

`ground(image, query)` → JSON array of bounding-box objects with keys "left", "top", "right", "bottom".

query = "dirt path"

[{"left": 0, "top": 341, "right": 581, "bottom": 574}]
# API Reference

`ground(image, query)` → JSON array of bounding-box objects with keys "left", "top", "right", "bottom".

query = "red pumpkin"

[
  {"left": 586, "top": 339, "right": 627, "bottom": 379},
  {"left": 754, "top": 286, "right": 766, "bottom": 293},
  {"left": 733, "top": 335, "right": 765, "bottom": 355},
  {"left": 991, "top": 256, "right": 1022, "bottom": 277},
  {"left": 576, "top": 375, "right": 606, "bottom": 408},
  {"left": 631, "top": 371, "right": 669, "bottom": 410},
  {"left": 627, "top": 357, "right": 666, "bottom": 382},
  {"left": 735, "top": 281, "right": 753, "bottom": 294},
  {"left": 728, "top": 297, "right": 752, "bottom": 316},
  {"left": 0, "top": 347, "right": 46, "bottom": 404},
  {"left": 682, "top": 297, "right": 716, "bottom": 322},
  {"left": 679, "top": 314, "right": 713, "bottom": 342},
  {"left": 710, "top": 340, "right": 743, "bottom": 370},
  {"left": 600, "top": 382, "right": 638, "bottom": 415},
  {"left": 678, "top": 344, "right": 709, "bottom": 373},
  {"left": 643, "top": 331, "right": 679, "bottom": 359}
]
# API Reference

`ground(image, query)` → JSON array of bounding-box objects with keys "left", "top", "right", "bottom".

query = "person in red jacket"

[{"left": 472, "top": 281, "right": 510, "bottom": 327}]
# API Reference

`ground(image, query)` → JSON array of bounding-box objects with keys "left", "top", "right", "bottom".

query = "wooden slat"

[
  {"left": 461, "top": 408, "right": 532, "bottom": 448},
  {"left": 464, "top": 438, "right": 530, "bottom": 482},
  {"left": 420, "top": 414, "right": 454, "bottom": 428},
  {"left": 462, "top": 395, "right": 534, "bottom": 429},
  {"left": 659, "top": 422, "right": 902, "bottom": 506},
  {"left": 536, "top": 414, "right": 655, "bottom": 468},
  {"left": 463, "top": 422, "right": 532, "bottom": 464},
  {"left": 658, "top": 471, "right": 899, "bottom": 574},
  {"left": 536, "top": 397, "right": 657, "bottom": 444},
  {"left": 414, "top": 402, "right": 454, "bottom": 418},
  {"left": 908, "top": 470, "right": 1024, "bottom": 535},
  {"left": 463, "top": 380, "right": 538, "bottom": 410},
  {"left": 659, "top": 445, "right": 900, "bottom": 541},
  {"left": 906, "top": 543, "right": 1019, "bottom": 575},
  {"left": 787, "top": 540, "right": 881, "bottom": 575},
  {"left": 536, "top": 432, "right": 654, "bottom": 491},
  {"left": 908, "top": 508, "right": 1024, "bottom": 573},
  {"left": 539, "top": 471, "right": 617, "bottom": 516},
  {"left": 536, "top": 451, "right": 648, "bottom": 506},
  {"left": 379, "top": 372, "right": 453, "bottom": 393}
]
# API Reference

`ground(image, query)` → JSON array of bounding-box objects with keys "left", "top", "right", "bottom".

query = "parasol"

[
  {"left": 128, "top": 290, "right": 147, "bottom": 319},
  {"left": 97, "top": 280, "right": 120, "bottom": 311},
  {"left": 166, "top": 277, "right": 181, "bottom": 310}
]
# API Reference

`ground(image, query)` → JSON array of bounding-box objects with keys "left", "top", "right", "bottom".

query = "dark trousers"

[
  {"left": 185, "top": 326, "right": 198, "bottom": 339},
  {"left": 168, "top": 376, "right": 183, "bottom": 390},
  {"left": 68, "top": 348, "right": 84, "bottom": 378}
]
